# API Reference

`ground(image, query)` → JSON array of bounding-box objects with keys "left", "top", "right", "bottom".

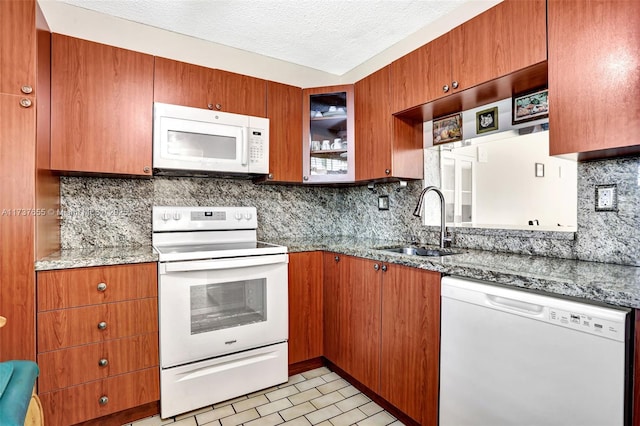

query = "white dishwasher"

[{"left": 440, "top": 276, "right": 631, "bottom": 426}]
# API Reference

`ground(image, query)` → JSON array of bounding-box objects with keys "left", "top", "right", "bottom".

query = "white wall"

[{"left": 454, "top": 132, "right": 577, "bottom": 229}]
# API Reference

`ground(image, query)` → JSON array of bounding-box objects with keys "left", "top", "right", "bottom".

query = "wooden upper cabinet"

[
  {"left": 450, "top": 0, "right": 547, "bottom": 93},
  {"left": 380, "top": 266, "right": 440, "bottom": 426},
  {"left": 548, "top": 0, "right": 640, "bottom": 157},
  {"left": 390, "top": 0, "right": 546, "bottom": 113},
  {"left": 323, "top": 253, "right": 381, "bottom": 391},
  {"left": 266, "top": 81, "right": 302, "bottom": 183},
  {"left": 356, "top": 66, "right": 393, "bottom": 181},
  {"left": 154, "top": 57, "right": 267, "bottom": 117},
  {"left": 153, "top": 57, "right": 213, "bottom": 109},
  {"left": 288, "top": 252, "right": 323, "bottom": 364},
  {"left": 50, "top": 34, "right": 154, "bottom": 176},
  {"left": 356, "top": 66, "right": 423, "bottom": 181},
  {"left": 0, "top": 0, "right": 36, "bottom": 96},
  {"left": 390, "top": 33, "right": 451, "bottom": 113}
]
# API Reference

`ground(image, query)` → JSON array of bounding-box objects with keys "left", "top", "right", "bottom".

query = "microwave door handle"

[{"left": 241, "top": 127, "right": 249, "bottom": 166}]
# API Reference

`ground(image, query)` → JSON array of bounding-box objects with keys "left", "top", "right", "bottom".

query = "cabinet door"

[
  {"left": 50, "top": 34, "right": 154, "bottom": 176},
  {"left": 355, "top": 66, "right": 393, "bottom": 181},
  {"left": 380, "top": 266, "right": 440, "bottom": 426},
  {"left": 211, "top": 69, "right": 267, "bottom": 117},
  {"left": 451, "top": 0, "right": 546, "bottom": 92},
  {"left": 153, "top": 57, "right": 214, "bottom": 109},
  {"left": 288, "top": 252, "right": 323, "bottom": 364},
  {"left": 0, "top": 0, "right": 36, "bottom": 96},
  {"left": 302, "top": 85, "right": 355, "bottom": 183},
  {"left": 390, "top": 33, "right": 451, "bottom": 112},
  {"left": 0, "top": 94, "right": 36, "bottom": 361},
  {"left": 548, "top": 0, "right": 640, "bottom": 155},
  {"left": 266, "top": 81, "right": 302, "bottom": 183},
  {"left": 323, "top": 253, "right": 381, "bottom": 391}
]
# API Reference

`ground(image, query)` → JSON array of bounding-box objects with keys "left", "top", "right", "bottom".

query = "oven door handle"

[{"left": 161, "top": 254, "right": 288, "bottom": 273}]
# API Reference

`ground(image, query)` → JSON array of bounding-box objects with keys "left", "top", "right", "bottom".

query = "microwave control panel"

[{"left": 248, "top": 127, "right": 268, "bottom": 173}]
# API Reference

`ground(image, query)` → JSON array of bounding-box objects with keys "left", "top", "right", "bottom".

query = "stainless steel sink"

[{"left": 381, "top": 246, "right": 463, "bottom": 257}]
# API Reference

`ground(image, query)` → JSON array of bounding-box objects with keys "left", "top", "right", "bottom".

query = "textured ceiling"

[{"left": 58, "top": 0, "right": 471, "bottom": 75}]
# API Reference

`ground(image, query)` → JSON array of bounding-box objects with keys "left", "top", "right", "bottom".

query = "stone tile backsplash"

[{"left": 59, "top": 154, "right": 640, "bottom": 266}]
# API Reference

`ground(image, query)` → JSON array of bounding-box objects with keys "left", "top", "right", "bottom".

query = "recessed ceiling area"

[{"left": 57, "top": 0, "right": 489, "bottom": 75}]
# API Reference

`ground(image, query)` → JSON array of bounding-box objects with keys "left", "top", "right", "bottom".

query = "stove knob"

[
  {"left": 173, "top": 212, "right": 182, "bottom": 220},
  {"left": 162, "top": 211, "right": 170, "bottom": 221},
  {"left": 234, "top": 212, "right": 243, "bottom": 221},
  {"left": 244, "top": 212, "right": 252, "bottom": 220}
]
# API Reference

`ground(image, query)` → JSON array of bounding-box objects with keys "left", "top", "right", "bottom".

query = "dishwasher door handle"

[{"left": 486, "top": 294, "right": 544, "bottom": 316}]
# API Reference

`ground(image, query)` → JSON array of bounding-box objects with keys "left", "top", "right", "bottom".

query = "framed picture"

[
  {"left": 476, "top": 106, "right": 498, "bottom": 134},
  {"left": 513, "top": 88, "right": 549, "bottom": 124},
  {"left": 535, "top": 162, "right": 545, "bottom": 177},
  {"left": 433, "top": 113, "right": 463, "bottom": 145}
]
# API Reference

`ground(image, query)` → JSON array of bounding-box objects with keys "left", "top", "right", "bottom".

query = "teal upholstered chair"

[{"left": 0, "top": 317, "right": 44, "bottom": 426}]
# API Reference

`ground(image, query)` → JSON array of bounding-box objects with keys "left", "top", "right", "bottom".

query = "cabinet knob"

[
  {"left": 385, "top": 169, "right": 390, "bottom": 175},
  {"left": 442, "top": 84, "right": 449, "bottom": 93},
  {"left": 98, "top": 358, "right": 109, "bottom": 367},
  {"left": 207, "top": 103, "right": 214, "bottom": 110},
  {"left": 267, "top": 173, "right": 273, "bottom": 180},
  {"left": 374, "top": 263, "right": 380, "bottom": 270},
  {"left": 99, "top": 396, "right": 109, "bottom": 406},
  {"left": 215, "top": 103, "right": 222, "bottom": 110},
  {"left": 97, "top": 282, "right": 107, "bottom": 292},
  {"left": 97, "top": 321, "right": 107, "bottom": 330},
  {"left": 452, "top": 81, "right": 459, "bottom": 89},
  {"left": 143, "top": 166, "right": 151, "bottom": 173},
  {"left": 381, "top": 264, "right": 388, "bottom": 272},
  {"left": 19, "top": 98, "right": 32, "bottom": 108},
  {"left": 21, "top": 85, "right": 33, "bottom": 94},
  {"left": 334, "top": 256, "right": 340, "bottom": 262},
  {"left": 303, "top": 176, "right": 309, "bottom": 181}
]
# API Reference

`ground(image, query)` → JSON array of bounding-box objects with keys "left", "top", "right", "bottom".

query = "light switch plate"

[
  {"left": 378, "top": 195, "right": 389, "bottom": 210},
  {"left": 595, "top": 184, "right": 617, "bottom": 212}
]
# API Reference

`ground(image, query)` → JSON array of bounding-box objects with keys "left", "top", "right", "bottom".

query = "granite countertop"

[
  {"left": 273, "top": 236, "right": 640, "bottom": 310},
  {"left": 35, "top": 246, "right": 158, "bottom": 271},
  {"left": 35, "top": 237, "right": 640, "bottom": 310}
]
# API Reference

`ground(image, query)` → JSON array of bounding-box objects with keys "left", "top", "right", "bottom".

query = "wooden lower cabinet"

[
  {"left": 39, "top": 367, "right": 159, "bottom": 426},
  {"left": 323, "top": 253, "right": 381, "bottom": 392},
  {"left": 380, "top": 265, "right": 440, "bottom": 426},
  {"left": 37, "top": 263, "right": 160, "bottom": 425},
  {"left": 37, "top": 333, "right": 158, "bottom": 393},
  {"left": 288, "top": 252, "right": 323, "bottom": 364}
]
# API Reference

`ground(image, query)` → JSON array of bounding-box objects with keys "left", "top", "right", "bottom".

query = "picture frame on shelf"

[
  {"left": 433, "top": 113, "right": 463, "bottom": 145},
  {"left": 513, "top": 88, "right": 549, "bottom": 124},
  {"left": 476, "top": 106, "right": 498, "bottom": 134}
]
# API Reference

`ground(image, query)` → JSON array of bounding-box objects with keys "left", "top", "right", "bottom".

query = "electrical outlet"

[
  {"left": 595, "top": 184, "right": 617, "bottom": 212},
  {"left": 378, "top": 195, "right": 389, "bottom": 210}
]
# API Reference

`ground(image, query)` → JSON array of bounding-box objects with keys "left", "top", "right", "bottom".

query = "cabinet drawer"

[
  {"left": 37, "top": 263, "right": 157, "bottom": 311},
  {"left": 40, "top": 367, "right": 159, "bottom": 426},
  {"left": 37, "top": 298, "right": 158, "bottom": 352},
  {"left": 38, "top": 333, "right": 158, "bottom": 393}
]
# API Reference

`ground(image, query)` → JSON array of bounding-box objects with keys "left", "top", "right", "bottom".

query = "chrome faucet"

[{"left": 413, "top": 186, "right": 450, "bottom": 248}]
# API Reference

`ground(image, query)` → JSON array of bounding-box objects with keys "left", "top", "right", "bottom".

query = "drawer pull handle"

[
  {"left": 97, "top": 321, "right": 107, "bottom": 330},
  {"left": 99, "top": 396, "right": 108, "bottom": 406},
  {"left": 97, "top": 282, "right": 107, "bottom": 292},
  {"left": 98, "top": 358, "right": 109, "bottom": 367}
]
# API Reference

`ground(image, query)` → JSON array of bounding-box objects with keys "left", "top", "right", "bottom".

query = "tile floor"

[{"left": 124, "top": 367, "right": 403, "bottom": 426}]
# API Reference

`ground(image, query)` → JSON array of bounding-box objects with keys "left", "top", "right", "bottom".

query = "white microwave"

[{"left": 153, "top": 102, "right": 269, "bottom": 176}]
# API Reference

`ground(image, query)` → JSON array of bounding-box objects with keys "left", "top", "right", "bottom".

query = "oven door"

[{"left": 158, "top": 253, "right": 288, "bottom": 368}]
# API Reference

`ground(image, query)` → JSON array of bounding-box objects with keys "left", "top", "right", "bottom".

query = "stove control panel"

[{"left": 152, "top": 206, "right": 257, "bottom": 231}]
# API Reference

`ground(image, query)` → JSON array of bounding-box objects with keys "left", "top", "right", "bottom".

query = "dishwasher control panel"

[{"left": 548, "top": 308, "right": 625, "bottom": 341}]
